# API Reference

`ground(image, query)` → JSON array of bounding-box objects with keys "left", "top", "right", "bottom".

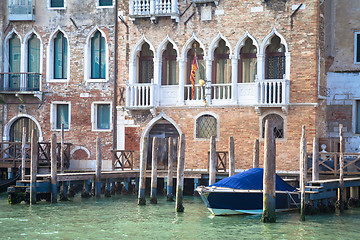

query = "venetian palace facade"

[{"left": 0, "top": 0, "right": 326, "bottom": 175}]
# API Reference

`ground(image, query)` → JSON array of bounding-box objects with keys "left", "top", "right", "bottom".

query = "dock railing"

[
  {"left": 208, "top": 151, "right": 228, "bottom": 173},
  {"left": 0, "top": 142, "right": 71, "bottom": 169},
  {"left": 307, "top": 152, "right": 360, "bottom": 176},
  {"left": 111, "top": 150, "right": 134, "bottom": 171}
]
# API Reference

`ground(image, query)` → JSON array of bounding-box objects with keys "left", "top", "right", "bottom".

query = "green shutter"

[
  {"left": 91, "top": 31, "right": 106, "bottom": 79},
  {"left": 28, "top": 34, "right": 40, "bottom": 73},
  {"left": 357, "top": 101, "right": 360, "bottom": 134},
  {"left": 56, "top": 104, "right": 69, "bottom": 129},
  {"left": 357, "top": 34, "right": 360, "bottom": 63},
  {"left": 51, "top": 0, "right": 64, "bottom": 8},
  {"left": 99, "top": 0, "right": 113, "bottom": 6},
  {"left": 97, "top": 104, "right": 110, "bottom": 129},
  {"left": 54, "top": 32, "right": 67, "bottom": 79}
]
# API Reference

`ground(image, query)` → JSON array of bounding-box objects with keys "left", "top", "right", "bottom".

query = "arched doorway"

[
  {"left": 9, "top": 117, "right": 39, "bottom": 142},
  {"left": 147, "top": 120, "right": 179, "bottom": 169}
]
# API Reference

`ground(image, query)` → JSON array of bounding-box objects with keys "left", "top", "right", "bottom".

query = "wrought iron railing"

[{"left": 0, "top": 72, "right": 41, "bottom": 92}]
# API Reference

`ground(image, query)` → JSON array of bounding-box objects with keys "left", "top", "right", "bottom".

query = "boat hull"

[{"left": 197, "top": 189, "right": 298, "bottom": 216}]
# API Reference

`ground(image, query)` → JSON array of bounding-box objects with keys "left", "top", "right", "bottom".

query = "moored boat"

[{"left": 195, "top": 168, "right": 299, "bottom": 216}]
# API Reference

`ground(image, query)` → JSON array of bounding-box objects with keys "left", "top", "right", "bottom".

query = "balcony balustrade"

[
  {"left": 126, "top": 83, "right": 155, "bottom": 109},
  {"left": 125, "top": 79, "right": 289, "bottom": 110},
  {"left": 129, "top": 0, "right": 179, "bottom": 21},
  {"left": 8, "top": 0, "right": 35, "bottom": 21},
  {"left": 0, "top": 73, "right": 41, "bottom": 92}
]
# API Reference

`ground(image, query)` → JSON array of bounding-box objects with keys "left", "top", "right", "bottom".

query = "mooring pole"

[
  {"left": 61, "top": 123, "right": 65, "bottom": 173},
  {"left": 229, "top": 137, "right": 235, "bottom": 177},
  {"left": 30, "top": 130, "right": 38, "bottom": 205},
  {"left": 253, "top": 139, "right": 259, "bottom": 168},
  {"left": 51, "top": 134, "right": 58, "bottom": 203},
  {"left": 176, "top": 134, "right": 185, "bottom": 212},
  {"left": 167, "top": 137, "right": 175, "bottom": 201},
  {"left": 209, "top": 136, "right": 216, "bottom": 185},
  {"left": 339, "top": 124, "right": 344, "bottom": 213},
  {"left": 300, "top": 126, "right": 307, "bottom": 221},
  {"left": 21, "top": 127, "right": 26, "bottom": 181},
  {"left": 138, "top": 136, "right": 148, "bottom": 205},
  {"left": 312, "top": 136, "right": 319, "bottom": 181},
  {"left": 95, "top": 138, "right": 102, "bottom": 198},
  {"left": 261, "top": 120, "right": 276, "bottom": 223},
  {"left": 150, "top": 137, "right": 158, "bottom": 204}
]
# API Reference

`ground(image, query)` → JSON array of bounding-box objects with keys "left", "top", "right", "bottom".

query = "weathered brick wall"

[
  {"left": 117, "top": 0, "right": 324, "bottom": 172},
  {"left": 2, "top": 1, "right": 116, "bottom": 161}
]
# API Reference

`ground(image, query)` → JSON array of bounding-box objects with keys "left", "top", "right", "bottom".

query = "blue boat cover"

[{"left": 210, "top": 168, "right": 296, "bottom": 192}]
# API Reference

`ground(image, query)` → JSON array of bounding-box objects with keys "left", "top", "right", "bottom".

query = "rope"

[{"left": 288, "top": 191, "right": 300, "bottom": 209}]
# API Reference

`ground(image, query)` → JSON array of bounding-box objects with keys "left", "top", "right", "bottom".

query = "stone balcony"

[
  {"left": 129, "top": 0, "right": 179, "bottom": 22},
  {"left": 8, "top": 0, "right": 35, "bottom": 21},
  {"left": 125, "top": 78, "right": 290, "bottom": 113}
]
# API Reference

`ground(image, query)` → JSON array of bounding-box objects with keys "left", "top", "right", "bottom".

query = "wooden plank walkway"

[{"left": 33, "top": 170, "right": 209, "bottom": 182}]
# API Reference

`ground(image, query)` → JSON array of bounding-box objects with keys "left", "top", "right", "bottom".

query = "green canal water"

[{"left": 0, "top": 192, "right": 359, "bottom": 240}]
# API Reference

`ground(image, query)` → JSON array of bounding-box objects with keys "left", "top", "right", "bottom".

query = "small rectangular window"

[
  {"left": 56, "top": 104, "right": 69, "bottom": 129},
  {"left": 356, "top": 101, "right": 360, "bottom": 134},
  {"left": 97, "top": 104, "right": 110, "bottom": 129},
  {"left": 99, "top": 0, "right": 113, "bottom": 7},
  {"left": 50, "top": 0, "right": 64, "bottom": 8},
  {"left": 355, "top": 32, "right": 360, "bottom": 64}
]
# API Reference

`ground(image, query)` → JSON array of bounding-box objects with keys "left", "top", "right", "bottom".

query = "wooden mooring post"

[
  {"left": 30, "top": 130, "right": 38, "bottom": 205},
  {"left": 338, "top": 124, "right": 345, "bottom": 213},
  {"left": 229, "top": 137, "right": 235, "bottom": 177},
  {"left": 138, "top": 136, "right": 148, "bottom": 205},
  {"left": 253, "top": 139, "right": 259, "bottom": 168},
  {"left": 167, "top": 137, "right": 175, "bottom": 201},
  {"left": 95, "top": 138, "right": 102, "bottom": 198},
  {"left": 261, "top": 120, "right": 276, "bottom": 223},
  {"left": 176, "top": 134, "right": 185, "bottom": 212},
  {"left": 209, "top": 136, "right": 216, "bottom": 185},
  {"left": 51, "top": 134, "right": 58, "bottom": 203},
  {"left": 300, "top": 126, "right": 307, "bottom": 221},
  {"left": 312, "top": 136, "right": 319, "bottom": 182},
  {"left": 150, "top": 137, "right": 158, "bottom": 204},
  {"left": 21, "top": 127, "right": 26, "bottom": 181}
]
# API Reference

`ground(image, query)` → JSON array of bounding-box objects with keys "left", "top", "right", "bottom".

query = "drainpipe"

[{"left": 113, "top": 0, "right": 119, "bottom": 151}]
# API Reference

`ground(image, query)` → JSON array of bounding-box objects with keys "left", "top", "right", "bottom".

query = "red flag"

[{"left": 189, "top": 53, "right": 198, "bottom": 100}]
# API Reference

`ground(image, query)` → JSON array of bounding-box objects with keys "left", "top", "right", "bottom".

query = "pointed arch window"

[
  {"left": 138, "top": 43, "right": 154, "bottom": 83},
  {"left": 91, "top": 31, "right": 106, "bottom": 79},
  {"left": 54, "top": 32, "right": 68, "bottom": 79},
  {"left": 28, "top": 34, "right": 40, "bottom": 73},
  {"left": 265, "top": 36, "right": 285, "bottom": 79},
  {"left": 239, "top": 38, "right": 257, "bottom": 83},
  {"left": 8, "top": 34, "right": 21, "bottom": 91},
  {"left": 162, "top": 42, "right": 178, "bottom": 85},
  {"left": 186, "top": 42, "right": 205, "bottom": 84},
  {"left": 212, "top": 39, "right": 231, "bottom": 84},
  {"left": 9, "top": 34, "right": 21, "bottom": 73}
]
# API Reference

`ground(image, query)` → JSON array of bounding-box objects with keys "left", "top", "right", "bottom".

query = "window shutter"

[
  {"left": 97, "top": 104, "right": 110, "bottom": 129},
  {"left": 51, "top": 0, "right": 64, "bottom": 8}
]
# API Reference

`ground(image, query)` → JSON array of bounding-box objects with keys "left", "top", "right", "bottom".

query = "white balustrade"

[
  {"left": 257, "top": 79, "right": 289, "bottom": 105},
  {"left": 184, "top": 84, "right": 204, "bottom": 101},
  {"left": 126, "top": 84, "right": 155, "bottom": 108},
  {"left": 211, "top": 83, "right": 232, "bottom": 100},
  {"left": 130, "top": 0, "right": 177, "bottom": 16}
]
